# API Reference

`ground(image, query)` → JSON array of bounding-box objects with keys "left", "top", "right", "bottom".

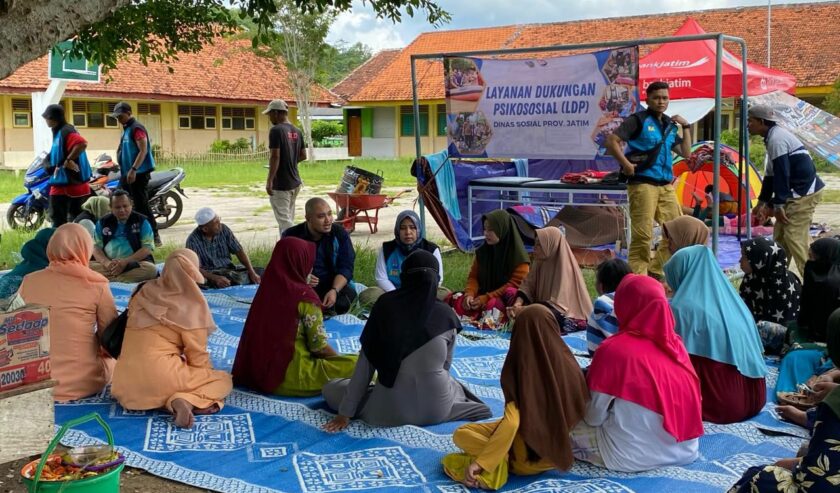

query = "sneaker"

[{"left": 154, "top": 235, "right": 163, "bottom": 247}]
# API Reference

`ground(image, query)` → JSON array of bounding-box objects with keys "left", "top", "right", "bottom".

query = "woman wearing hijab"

[
  {"left": 41, "top": 104, "right": 93, "bottom": 227},
  {"left": 322, "top": 250, "right": 490, "bottom": 429},
  {"left": 0, "top": 228, "right": 55, "bottom": 304},
  {"left": 774, "top": 238, "right": 840, "bottom": 399},
  {"left": 506, "top": 226, "right": 593, "bottom": 333},
  {"left": 73, "top": 196, "right": 111, "bottom": 238},
  {"left": 662, "top": 215, "right": 709, "bottom": 254},
  {"left": 730, "top": 308, "right": 840, "bottom": 493},
  {"left": 111, "top": 249, "right": 232, "bottom": 428},
  {"left": 578, "top": 274, "right": 703, "bottom": 471},
  {"left": 13, "top": 224, "right": 116, "bottom": 401},
  {"left": 232, "top": 237, "right": 356, "bottom": 396},
  {"left": 454, "top": 209, "right": 530, "bottom": 321},
  {"left": 799, "top": 237, "right": 840, "bottom": 342},
  {"left": 441, "top": 304, "right": 588, "bottom": 490},
  {"left": 359, "top": 210, "right": 447, "bottom": 306},
  {"left": 739, "top": 237, "right": 801, "bottom": 353},
  {"left": 665, "top": 245, "right": 767, "bottom": 423}
]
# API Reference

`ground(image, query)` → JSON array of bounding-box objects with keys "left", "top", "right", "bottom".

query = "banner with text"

[
  {"left": 444, "top": 47, "right": 639, "bottom": 159},
  {"left": 751, "top": 91, "right": 840, "bottom": 168}
]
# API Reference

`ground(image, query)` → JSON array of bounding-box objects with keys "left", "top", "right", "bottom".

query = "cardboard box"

[{"left": 0, "top": 305, "right": 50, "bottom": 392}]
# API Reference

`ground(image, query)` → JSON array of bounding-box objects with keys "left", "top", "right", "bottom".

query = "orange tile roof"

[
  {"left": 351, "top": 25, "right": 522, "bottom": 102},
  {"left": 332, "top": 49, "right": 401, "bottom": 101},
  {"left": 349, "top": 2, "right": 840, "bottom": 102},
  {"left": 0, "top": 37, "right": 337, "bottom": 106}
]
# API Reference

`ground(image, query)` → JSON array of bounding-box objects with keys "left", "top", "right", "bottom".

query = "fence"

[{"left": 156, "top": 149, "right": 269, "bottom": 167}]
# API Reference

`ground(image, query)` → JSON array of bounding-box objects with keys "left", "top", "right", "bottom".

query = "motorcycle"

[
  {"left": 6, "top": 152, "right": 50, "bottom": 230},
  {"left": 6, "top": 153, "right": 187, "bottom": 230}
]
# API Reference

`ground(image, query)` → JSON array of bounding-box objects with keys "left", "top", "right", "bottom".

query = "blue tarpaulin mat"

[{"left": 52, "top": 283, "right": 805, "bottom": 493}]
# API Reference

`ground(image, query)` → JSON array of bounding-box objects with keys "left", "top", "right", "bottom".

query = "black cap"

[
  {"left": 110, "top": 101, "right": 132, "bottom": 118},
  {"left": 41, "top": 104, "right": 65, "bottom": 121}
]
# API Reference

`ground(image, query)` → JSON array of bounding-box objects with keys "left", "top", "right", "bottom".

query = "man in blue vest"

[
  {"left": 90, "top": 190, "right": 157, "bottom": 283},
  {"left": 605, "top": 81, "right": 692, "bottom": 278},
  {"left": 748, "top": 104, "right": 824, "bottom": 277},
  {"left": 282, "top": 198, "right": 356, "bottom": 315},
  {"left": 111, "top": 102, "right": 160, "bottom": 246}
]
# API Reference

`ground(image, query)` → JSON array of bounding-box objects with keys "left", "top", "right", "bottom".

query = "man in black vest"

[{"left": 90, "top": 190, "right": 158, "bottom": 282}]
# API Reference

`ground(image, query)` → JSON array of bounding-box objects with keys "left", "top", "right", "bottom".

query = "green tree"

[
  {"left": 0, "top": 0, "right": 449, "bottom": 80},
  {"left": 320, "top": 41, "right": 372, "bottom": 86},
  {"left": 822, "top": 77, "right": 840, "bottom": 116}
]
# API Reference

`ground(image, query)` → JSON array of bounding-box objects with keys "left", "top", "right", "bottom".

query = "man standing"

[
  {"left": 605, "top": 81, "right": 692, "bottom": 278},
  {"left": 748, "top": 104, "right": 824, "bottom": 277},
  {"left": 283, "top": 198, "right": 356, "bottom": 315},
  {"left": 111, "top": 102, "right": 160, "bottom": 246},
  {"left": 90, "top": 190, "right": 157, "bottom": 283},
  {"left": 186, "top": 207, "right": 262, "bottom": 289},
  {"left": 264, "top": 99, "right": 306, "bottom": 235}
]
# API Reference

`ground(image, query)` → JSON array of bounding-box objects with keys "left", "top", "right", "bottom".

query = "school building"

[
  {"left": 334, "top": 2, "right": 840, "bottom": 159},
  {"left": 0, "top": 37, "right": 337, "bottom": 168}
]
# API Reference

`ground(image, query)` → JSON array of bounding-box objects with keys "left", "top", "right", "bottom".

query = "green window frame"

[
  {"left": 400, "top": 105, "right": 428, "bottom": 136},
  {"left": 437, "top": 104, "right": 448, "bottom": 136}
]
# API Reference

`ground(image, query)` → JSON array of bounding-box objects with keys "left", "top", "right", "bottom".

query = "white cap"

[
  {"left": 261, "top": 99, "right": 289, "bottom": 114},
  {"left": 195, "top": 207, "right": 217, "bottom": 226}
]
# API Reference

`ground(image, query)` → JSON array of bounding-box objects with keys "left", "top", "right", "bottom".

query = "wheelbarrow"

[{"left": 327, "top": 190, "right": 409, "bottom": 234}]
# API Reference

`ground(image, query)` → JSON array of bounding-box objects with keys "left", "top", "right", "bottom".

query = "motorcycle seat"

[{"left": 148, "top": 170, "right": 179, "bottom": 190}]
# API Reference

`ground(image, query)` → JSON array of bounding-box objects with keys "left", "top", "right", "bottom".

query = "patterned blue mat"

[{"left": 54, "top": 283, "right": 806, "bottom": 493}]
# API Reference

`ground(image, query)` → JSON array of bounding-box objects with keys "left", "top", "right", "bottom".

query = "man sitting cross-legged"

[
  {"left": 186, "top": 207, "right": 262, "bottom": 289},
  {"left": 90, "top": 189, "right": 157, "bottom": 282}
]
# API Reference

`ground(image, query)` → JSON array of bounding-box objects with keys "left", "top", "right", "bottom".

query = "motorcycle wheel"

[
  {"left": 6, "top": 203, "right": 46, "bottom": 230},
  {"left": 151, "top": 191, "right": 183, "bottom": 230}
]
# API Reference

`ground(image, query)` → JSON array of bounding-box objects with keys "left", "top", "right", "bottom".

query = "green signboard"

[{"left": 48, "top": 41, "right": 100, "bottom": 82}]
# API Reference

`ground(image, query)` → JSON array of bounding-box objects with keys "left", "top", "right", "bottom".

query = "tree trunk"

[{"left": 0, "top": 0, "right": 131, "bottom": 80}]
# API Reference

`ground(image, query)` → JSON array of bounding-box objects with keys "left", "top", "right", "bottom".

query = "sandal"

[{"left": 777, "top": 391, "right": 819, "bottom": 411}]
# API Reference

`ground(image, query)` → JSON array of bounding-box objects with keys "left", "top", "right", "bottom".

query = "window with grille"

[
  {"left": 221, "top": 107, "right": 256, "bottom": 130},
  {"left": 11, "top": 98, "right": 31, "bottom": 128},
  {"left": 71, "top": 101, "right": 119, "bottom": 128},
  {"left": 400, "top": 105, "right": 429, "bottom": 137},
  {"left": 437, "top": 104, "right": 448, "bottom": 136},
  {"left": 137, "top": 103, "right": 161, "bottom": 115},
  {"left": 178, "top": 105, "right": 217, "bottom": 129}
]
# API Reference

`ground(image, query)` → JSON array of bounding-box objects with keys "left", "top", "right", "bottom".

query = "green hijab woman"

[
  {"left": 475, "top": 210, "right": 530, "bottom": 294},
  {"left": 0, "top": 228, "right": 56, "bottom": 300},
  {"left": 458, "top": 210, "right": 530, "bottom": 319}
]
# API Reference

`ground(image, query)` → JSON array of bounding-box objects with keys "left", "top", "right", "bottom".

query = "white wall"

[
  {"left": 372, "top": 107, "right": 394, "bottom": 138},
  {"left": 361, "top": 138, "right": 396, "bottom": 158}
]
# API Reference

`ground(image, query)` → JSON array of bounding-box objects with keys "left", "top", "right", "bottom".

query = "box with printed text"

[{"left": 0, "top": 305, "right": 50, "bottom": 392}]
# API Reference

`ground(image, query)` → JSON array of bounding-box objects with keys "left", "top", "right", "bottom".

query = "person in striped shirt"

[{"left": 586, "top": 258, "right": 632, "bottom": 356}]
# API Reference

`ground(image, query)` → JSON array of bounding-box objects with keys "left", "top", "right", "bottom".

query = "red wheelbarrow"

[{"left": 327, "top": 191, "right": 408, "bottom": 234}]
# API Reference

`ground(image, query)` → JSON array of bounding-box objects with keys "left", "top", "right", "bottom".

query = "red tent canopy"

[{"left": 639, "top": 18, "right": 796, "bottom": 100}]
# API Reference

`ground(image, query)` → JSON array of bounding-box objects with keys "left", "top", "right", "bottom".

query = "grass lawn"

[
  {"left": 164, "top": 158, "right": 416, "bottom": 191},
  {"left": 0, "top": 158, "right": 416, "bottom": 203}
]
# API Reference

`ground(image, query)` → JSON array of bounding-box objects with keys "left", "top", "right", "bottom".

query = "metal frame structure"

[{"left": 410, "top": 32, "right": 754, "bottom": 254}]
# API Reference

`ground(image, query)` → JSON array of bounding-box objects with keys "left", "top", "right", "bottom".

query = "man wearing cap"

[
  {"left": 111, "top": 102, "right": 160, "bottom": 246},
  {"left": 263, "top": 99, "right": 306, "bottom": 235},
  {"left": 748, "top": 104, "right": 825, "bottom": 277},
  {"left": 186, "top": 207, "right": 262, "bottom": 289}
]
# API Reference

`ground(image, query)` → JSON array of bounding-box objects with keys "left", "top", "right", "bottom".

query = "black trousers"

[
  {"left": 120, "top": 171, "right": 158, "bottom": 236},
  {"left": 49, "top": 194, "right": 85, "bottom": 227},
  {"left": 315, "top": 282, "right": 357, "bottom": 315}
]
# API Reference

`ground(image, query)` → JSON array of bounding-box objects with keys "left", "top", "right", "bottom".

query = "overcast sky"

[{"left": 327, "top": 0, "right": 836, "bottom": 51}]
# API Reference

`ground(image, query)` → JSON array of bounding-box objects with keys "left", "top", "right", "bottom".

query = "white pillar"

[{"left": 31, "top": 79, "right": 68, "bottom": 153}]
